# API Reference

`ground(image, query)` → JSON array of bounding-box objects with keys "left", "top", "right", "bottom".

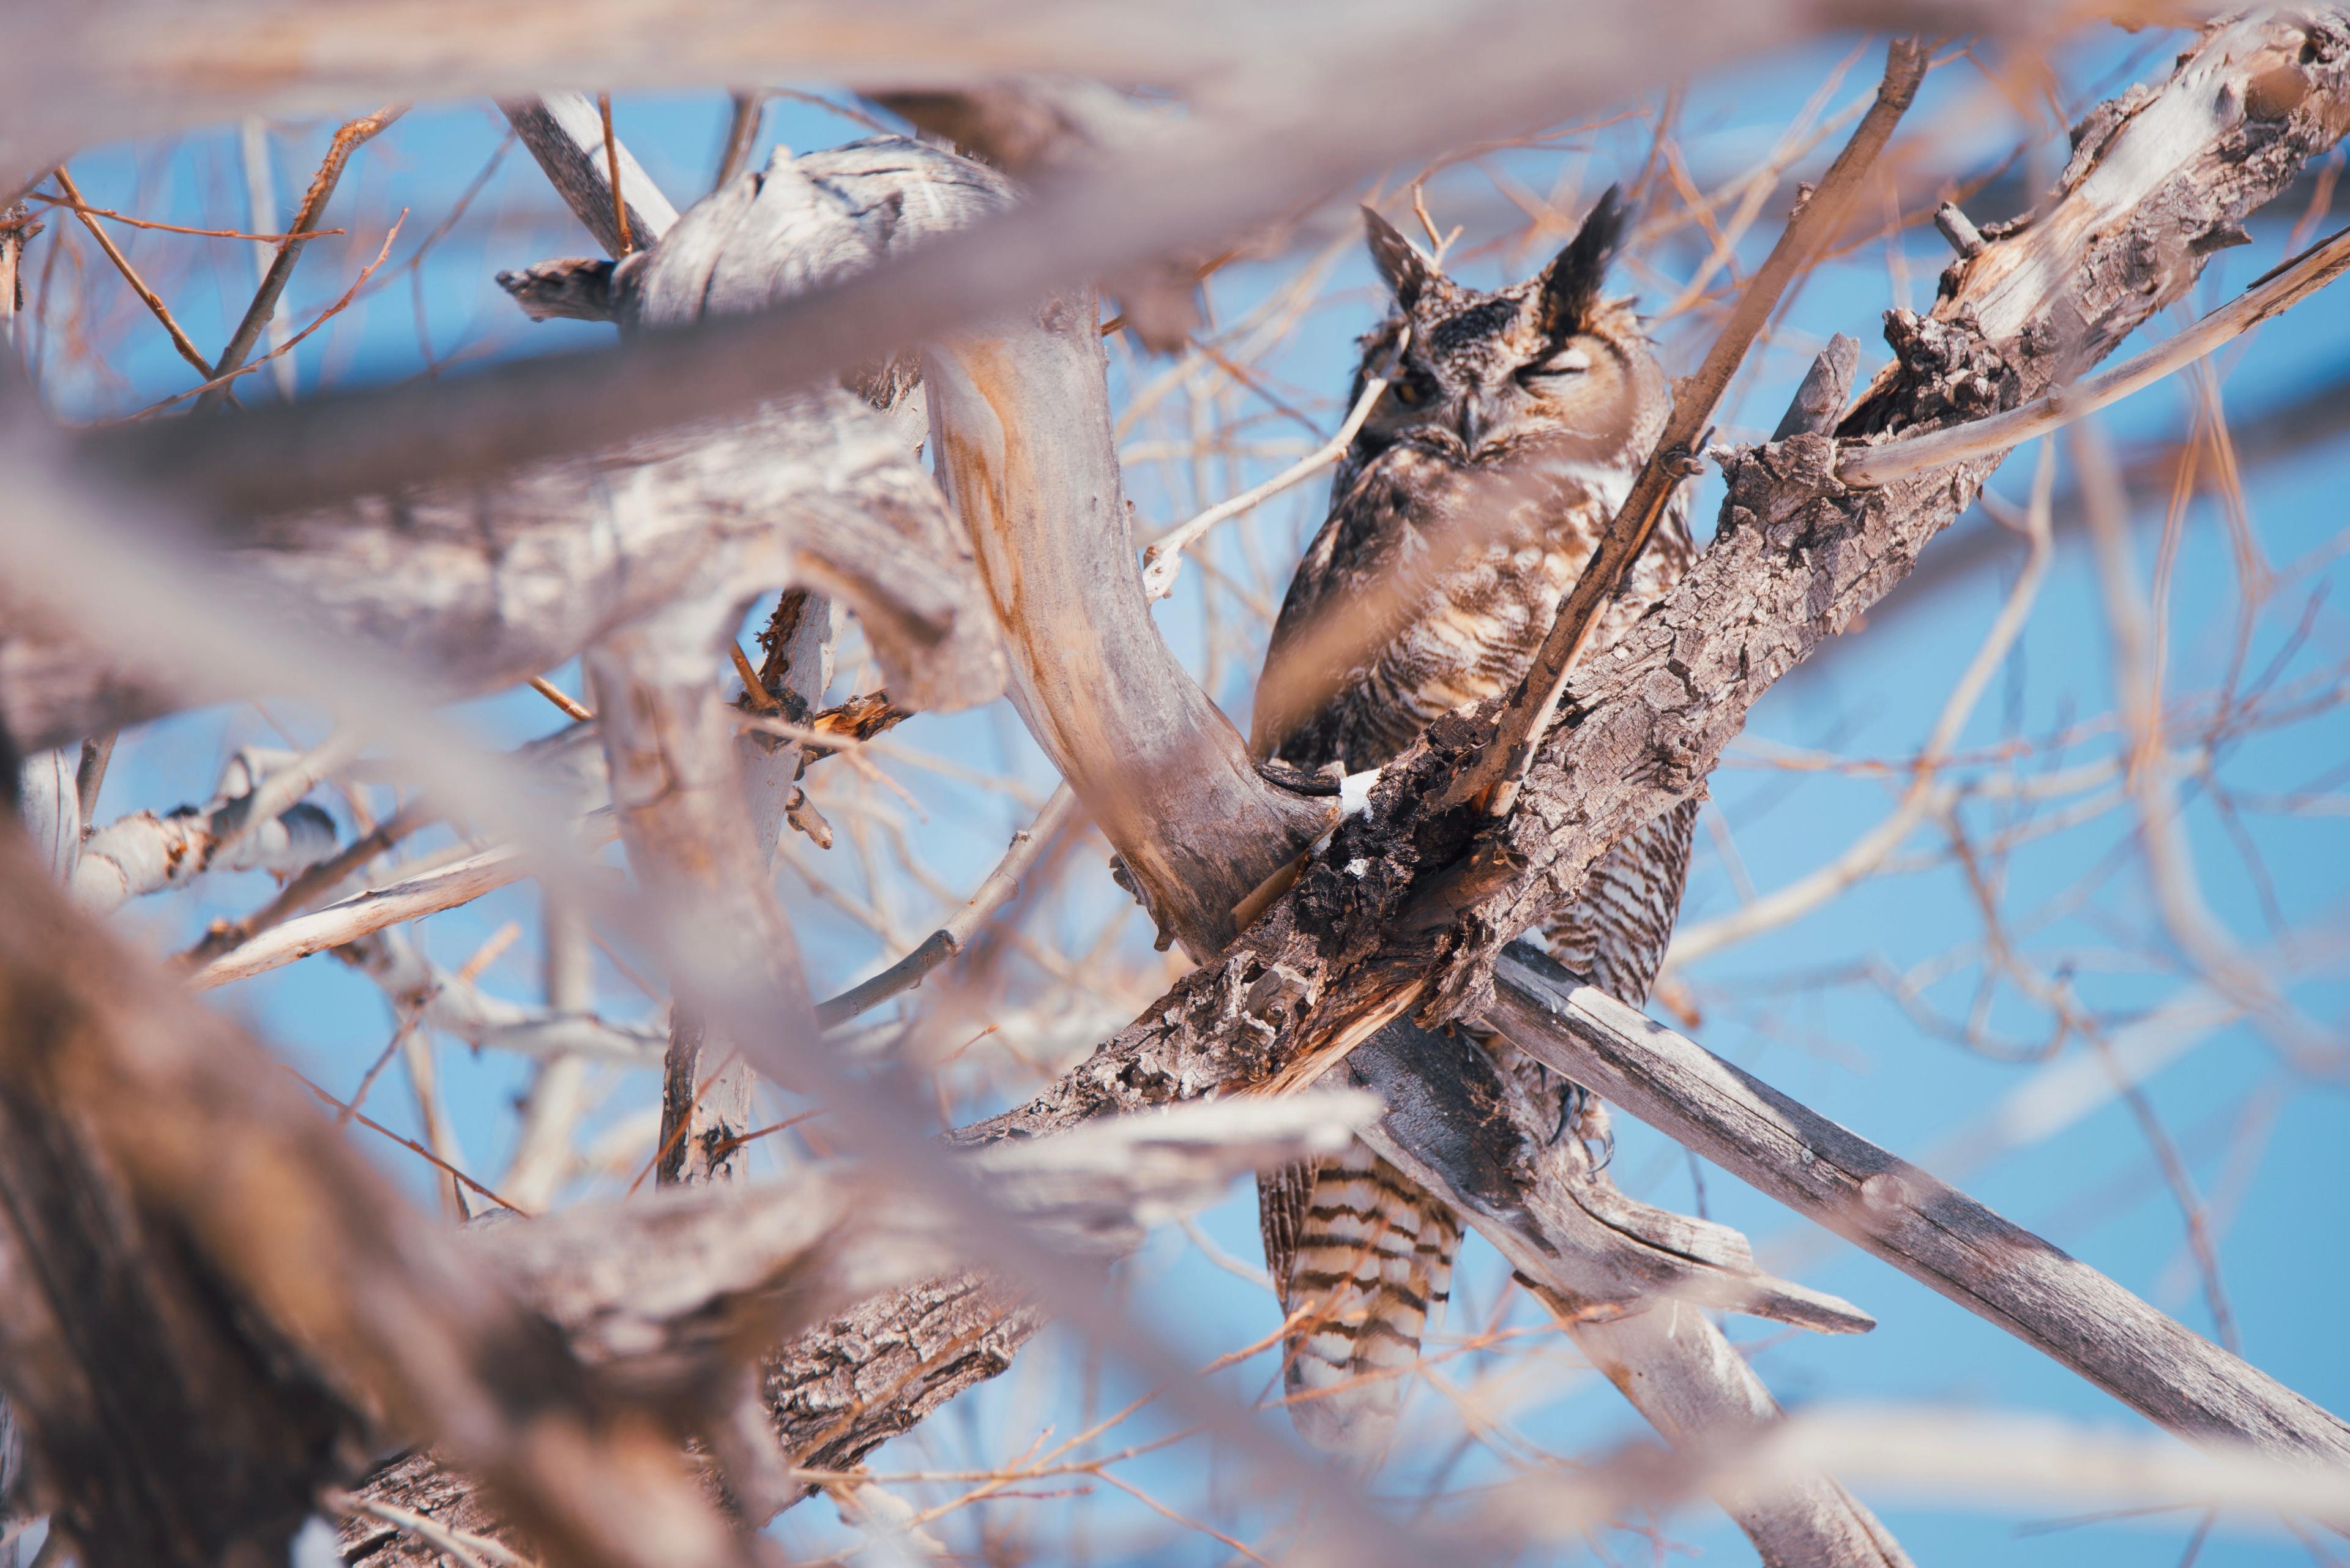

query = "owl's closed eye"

[{"left": 1349, "top": 187, "right": 1660, "bottom": 465}]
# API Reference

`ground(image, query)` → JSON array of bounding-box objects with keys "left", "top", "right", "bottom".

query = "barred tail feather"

[{"left": 1265, "top": 1140, "right": 1462, "bottom": 1458}]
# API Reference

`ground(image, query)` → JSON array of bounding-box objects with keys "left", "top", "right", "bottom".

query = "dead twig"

[
  {"left": 1140, "top": 334, "right": 1401, "bottom": 601},
  {"left": 125, "top": 207, "right": 409, "bottom": 419},
  {"left": 599, "top": 93, "right": 634, "bottom": 256},
  {"left": 51, "top": 164, "right": 216, "bottom": 378},
  {"left": 528, "top": 674, "right": 594, "bottom": 722},
  {"left": 24, "top": 192, "right": 340, "bottom": 243},
  {"left": 177, "top": 801, "right": 435, "bottom": 971},
  {"left": 818, "top": 785, "right": 1081, "bottom": 1027}
]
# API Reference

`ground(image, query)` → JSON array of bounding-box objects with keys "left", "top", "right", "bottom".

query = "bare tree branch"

[
  {"left": 1487, "top": 942, "right": 2350, "bottom": 1464},
  {"left": 502, "top": 93, "right": 681, "bottom": 258}
]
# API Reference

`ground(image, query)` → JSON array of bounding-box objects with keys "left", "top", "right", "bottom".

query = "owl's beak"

[{"left": 1457, "top": 397, "right": 1485, "bottom": 454}]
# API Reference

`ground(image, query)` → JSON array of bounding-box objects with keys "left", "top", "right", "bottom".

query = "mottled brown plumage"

[{"left": 1251, "top": 190, "right": 1700, "bottom": 1457}]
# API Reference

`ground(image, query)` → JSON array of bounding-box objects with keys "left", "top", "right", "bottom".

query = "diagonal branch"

[
  {"left": 1485, "top": 943, "right": 2350, "bottom": 1463},
  {"left": 194, "top": 103, "right": 405, "bottom": 413},
  {"left": 502, "top": 93, "right": 679, "bottom": 256},
  {"left": 49, "top": 165, "right": 216, "bottom": 379},
  {"left": 1471, "top": 36, "right": 1930, "bottom": 818}
]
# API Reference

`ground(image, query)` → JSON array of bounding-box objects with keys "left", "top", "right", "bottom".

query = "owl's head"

[{"left": 1353, "top": 187, "right": 1663, "bottom": 467}]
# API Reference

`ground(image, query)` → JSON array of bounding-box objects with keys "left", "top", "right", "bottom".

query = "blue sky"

[{"left": 28, "top": 25, "right": 2350, "bottom": 1566}]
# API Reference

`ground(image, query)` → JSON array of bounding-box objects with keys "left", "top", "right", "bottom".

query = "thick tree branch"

[
  {"left": 347, "top": 1094, "right": 1377, "bottom": 1560},
  {"left": 2, "top": 387, "right": 1001, "bottom": 753},
  {"left": 1840, "top": 219, "right": 2350, "bottom": 486},
  {"left": 1485, "top": 943, "right": 2350, "bottom": 1465}
]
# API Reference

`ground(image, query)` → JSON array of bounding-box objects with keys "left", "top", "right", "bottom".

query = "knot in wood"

[
  {"left": 1241, "top": 961, "right": 1315, "bottom": 1028},
  {"left": 2246, "top": 61, "right": 2311, "bottom": 120},
  {"left": 1646, "top": 714, "right": 1711, "bottom": 794},
  {"left": 1860, "top": 1171, "right": 1913, "bottom": 1212}
]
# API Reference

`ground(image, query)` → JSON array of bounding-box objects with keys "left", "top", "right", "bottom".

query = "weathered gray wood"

[
  {"left": 1486, "top": 943, "right": 2350, "bottom": 1466},
  {"left": 4, "top": 389, "right": 1001, "bottom": 752},
  {"left": 502, "top": 92, "right": 680, "bottom": 255},
  {"left": 71, "top": 745, "right": 336, "bottom": 914},
  {"left": 928, "top": 316, "right": 1336, "bottom": 954},
  {"left": 1769, "top": 332, "right": 1859, "bottom": 441},
  {"left": 8, "top": 119, "right": 1006, "bottom": 756},
  {"left": 340, "top": 924, "right": 665, "bottom": 1069}
]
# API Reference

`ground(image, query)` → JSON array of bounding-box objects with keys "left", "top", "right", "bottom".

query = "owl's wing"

[
  {"left": 1249, "top": 457, "right": 1430, "bottom": 769},
  {"left": 1539, "top": 795, "right": 1700, "bottom": 1005},
  {"left": 1256, "top": 1161, "right": 1313, "bottom": 1299}
]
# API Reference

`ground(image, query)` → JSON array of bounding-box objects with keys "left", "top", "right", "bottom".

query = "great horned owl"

[{"left": 1251, "top": 189, "right": 1701, "bottom": 1457}]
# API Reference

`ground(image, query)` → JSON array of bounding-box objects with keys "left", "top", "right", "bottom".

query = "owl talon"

[
  {"left": 1547, "top": 1078, "right": 1614, "bottom": 1175},
  {"left": 1548, "top": 1078, "right": 1589, "bottom": 1144},
  {"left": 1583, "top": 1116, "right": 1616, "bottom": 1177}
]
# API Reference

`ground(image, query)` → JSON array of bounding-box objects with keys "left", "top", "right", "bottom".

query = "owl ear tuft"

[
  {"left": 1362, "top": 206, "right": 1436, "bottom": 309},
  {"left": 1540, "top": 184, "right": 1628, "bottom": 334}
]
